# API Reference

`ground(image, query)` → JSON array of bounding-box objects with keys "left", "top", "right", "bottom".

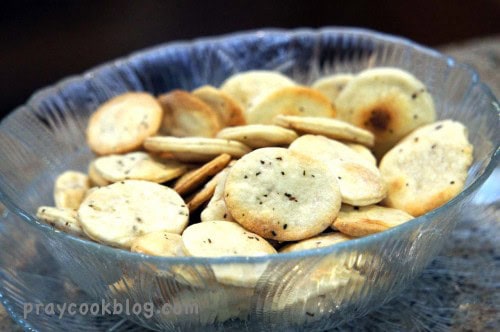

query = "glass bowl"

[{"left": 0, "top": 28, "right": 498, "bottom": 331}]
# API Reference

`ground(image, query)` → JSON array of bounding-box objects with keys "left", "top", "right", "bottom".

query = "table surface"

[{"left": 0, "top": 34, "right": 498, "bottom": 331}]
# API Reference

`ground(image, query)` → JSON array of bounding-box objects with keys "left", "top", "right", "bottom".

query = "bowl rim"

[{"left": 1, "top": 27, "right": 499, "bottom": 265}]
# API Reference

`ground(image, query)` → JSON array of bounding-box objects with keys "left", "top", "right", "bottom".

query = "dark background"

[{"left": 1, "top": 0, "right": 499, "bottom": 118}]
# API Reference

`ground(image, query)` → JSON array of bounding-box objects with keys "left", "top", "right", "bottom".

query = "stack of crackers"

[{"left": 36, "top": 68, "right": 473, "bottom": 261}]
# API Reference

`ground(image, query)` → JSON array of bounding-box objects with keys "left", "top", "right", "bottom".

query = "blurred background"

[{"left": 1, "top": 0, "right": 499, "bottom": 118}]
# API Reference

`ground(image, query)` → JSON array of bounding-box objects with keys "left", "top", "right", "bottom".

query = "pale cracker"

[
  {"left": 311, "top": 73, "right": 354, "bottom": 103},
  {"left": 144, "top": 136, "right": 251, "bottom": 163},
  {"left": 215, "top": 124, "right": 298, "bottom": 149},
  {"left": 224, "top": 147, "right": 342, "bottom": 241},
  {"left": 130, "top": 231, "right": 184, "bottom": 257},
  {"left": 88, "top": 160, "right": 110, "bottom": 187},
  {"left": 246, "top": 86, "right": 336, "bottom": 124},
  {"left": 158, "top": 90, "right": 222, "bottom": 138},
  {"left": 36, "top": 206, "right": 85, "bottom": 237},
  {"left": 273, "top": 114, "right": 374, "bottom": 146},
  {"left": 78, "top": 180, "right": 189, "bottom": 249},
  {"left": 186, "top": 174, "right": 219, "bottom": 212},
  {"left": 86, "top": 92, "right": 163, "bottom": 155},
  {"left": 335, "top": 67, "right": 436, "bottom": 157},
  {"left": 173, "top": 153, "right": 231, "bottom": 195},
  {"left": 192, "top": 85, "right": 246, "bottom": 126},
  {"left": 93, "top": 151, "right": 186, "bottom": 183},
  {"left": 200, "top": 166, "right": 235, "bottom": 222},
  {"left": 220, "top": 70, "right": 296, "bottom": 110},
  {"left": 346, "top": 143, "right": 377, "bottom": 166},
  {"left": 181, "top": 220, "right": 276, "bottom": 287},
  {"left": 289, "top": 135, "right": 386, "bottom": 206},
  {"left": 279, "top": 232, "right": 352, "bottom": 253},
  {"left": 379, "top": 119, "right": 473, "bottom": 216},
  {"left": 332, "top": 205, "right": 414, "bottom": 237},
  {"left": 54, "top": 171, "right": 90, "bottom": 210}
]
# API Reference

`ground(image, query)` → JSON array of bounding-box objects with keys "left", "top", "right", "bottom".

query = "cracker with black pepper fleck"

[
  {"left": 335, "top": 67, "right": 436, "bottom": 157},
  {"left": 78, "top": 180, "right": 188, "bottom": 249},
  {"left": 86, "top": 92, "right": 163, "bottom": 155},
  {"left": 379, "top": 119, "right": 473, "bottom": 216},
  {"left": 93, "top": 151, "right": 186, "bottom": 183},
  {"left": 192, "top": 85, "right": 246, "bottom": 126},
  {"left": 54, "top": 171, "right": 90, "bottom": 210},
  {"left": 311, "top": 73, "right": 354, "bottom": 103},
  {"left": 290, "top": 135, "right": 386, "bottom": 206},
  {"left": 36, "top": 206, "right": 85, "bottom": 237},
  {"left": 274, "top": 114, "right": 374, "bottom": 146},
  {"left": 131, "top": 231, "right": 184, "bottom": 257},
  {"left": 332, "top": 204, "right": 413, "bottom": 237},
  {"left": 224, "top": 147, "right": 341, "bottom": 241}
]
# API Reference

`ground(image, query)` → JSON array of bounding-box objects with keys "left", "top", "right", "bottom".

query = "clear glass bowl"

[{"left": 0, "top": 28, "right": 498, "bottom": 331}]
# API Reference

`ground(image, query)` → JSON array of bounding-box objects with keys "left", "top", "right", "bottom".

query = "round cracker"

[
  {"left": 335, "top": 67, "right": 436, "bottom": 157},
  {"left": 173, "top": 153, "right": 231, "bottom": 195},
  {"left": 289, "top": 135, "right": 386, "bottom": 206},
  {"left": 54, "top": 171, "right": 90, "bottom": 210},
  {"left": 220, "top": 70, "right": 296, "bottom": 110},
  {"left": 93, "top": 151, "right": 186, "bottom": 183},
  {"left": 192, "top": 85, "right": 246, "bottom": 126},
  {"left": 379, "top": 120, "right": 473, "bottom": 217},
  {"left": 158, "top": 90, "right": 222, "bottom": 138},
  {"left": 346, "top": 143, "right": 377, "bottom": 166},
  {"left": 311, "top": 73, "right": 354, "bottom": 103},
  {"left": 273, "top": 115, "right": 374, "bottom": 146},
  {"left": 332, "top": 204, "right": 414, "bottom": 237},
  {"left": 130, "top": 231, "right": 184, "bottom": 257},
  {"left": 78, "top": 180, "right": 189, "bottom": 248},
  {"left": 36, "top": 206, "right": 85, "bottom": 237},
  {"left": 216, "top": 124, "right": 298, "bottom": 148},
  {"left": 144, "top": 136, "right": 251, "bottom": 163},
  {"left": 246, "top": 86, "right": 336, "bottom": 124},
  {"left": 279, "top": 232, "right": 352, "bottom": 253},
  {"left": 86, "top": 92, "right": 163, "bottom": 155},
  {"left": 181, "top": 220, "right": 276, "bottom": 287},
  {"left": 224, "top": 147, "right": 342, "bottom": 241}
]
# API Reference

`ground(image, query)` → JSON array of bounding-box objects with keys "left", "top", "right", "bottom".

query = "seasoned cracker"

[
  {"left": 36, "top": 206, "right": 85, "bottom": 237},
  {"left": 86, "top": 92, "right": 163, "bottom": 155},
  {"left": 220, "top": 70, "right": 296, "bottom": 110},
  {"left": 379, "top": 120, "right": 473, "bottom": 216},
  {"left": 216, "top": 124, "right": 298, "bottom": 148},
  {"left": 274, "top": 114, "right": 374, "bottom": 146},
  {"left": 181, "top": 220, "right": 276, "bottom": 286},
  {"left": 131, "top": 231, "right": 184, "bottom": 257},
  {"left": 332, "top": 205, "right": 414, "bottom": 237},
  {"left": 290, "top": 135, "right": 386, "bottom": 206},
  {"left": 246, "top": 86, "right": 336, "bottom": 124},
  {"left": 311, "top": 73, "right": 354, "bottom": 103},
  {"left": 54, "top": 171, "right": 90, "bottom": 210},
  {"left": 224, "top": 147, "right": 342, "bottom": 241},
  {"left": 93, "top": 151, "right": 186, "bottom": 183},
  {"left": 158, "top": 90, "right": 222, "bottom": 138},
  {"left": 335, "top": 67, "right": 436, "bottom": 157},
  {"left": 78, "top": 180, "right": 189, "bottom": 248},
  {"left": 144, "top": 136, "right": 251, "bottom": 163},
  {"left": 192, "top": 85, "right": 246, "bottom": 126},
  {"left": 279, "top": 232, "right": 352, "bottom": 253},
  {"left": 88, "top": 161, "right": 110, "bottom": 187},
  {"left": 174, "top": 153, "right": 231, "bottom": 195}
]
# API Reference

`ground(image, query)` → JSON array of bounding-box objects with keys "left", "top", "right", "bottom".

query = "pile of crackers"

[{"left": 36, "top": 68, "right": 473, "bottom": 260}]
